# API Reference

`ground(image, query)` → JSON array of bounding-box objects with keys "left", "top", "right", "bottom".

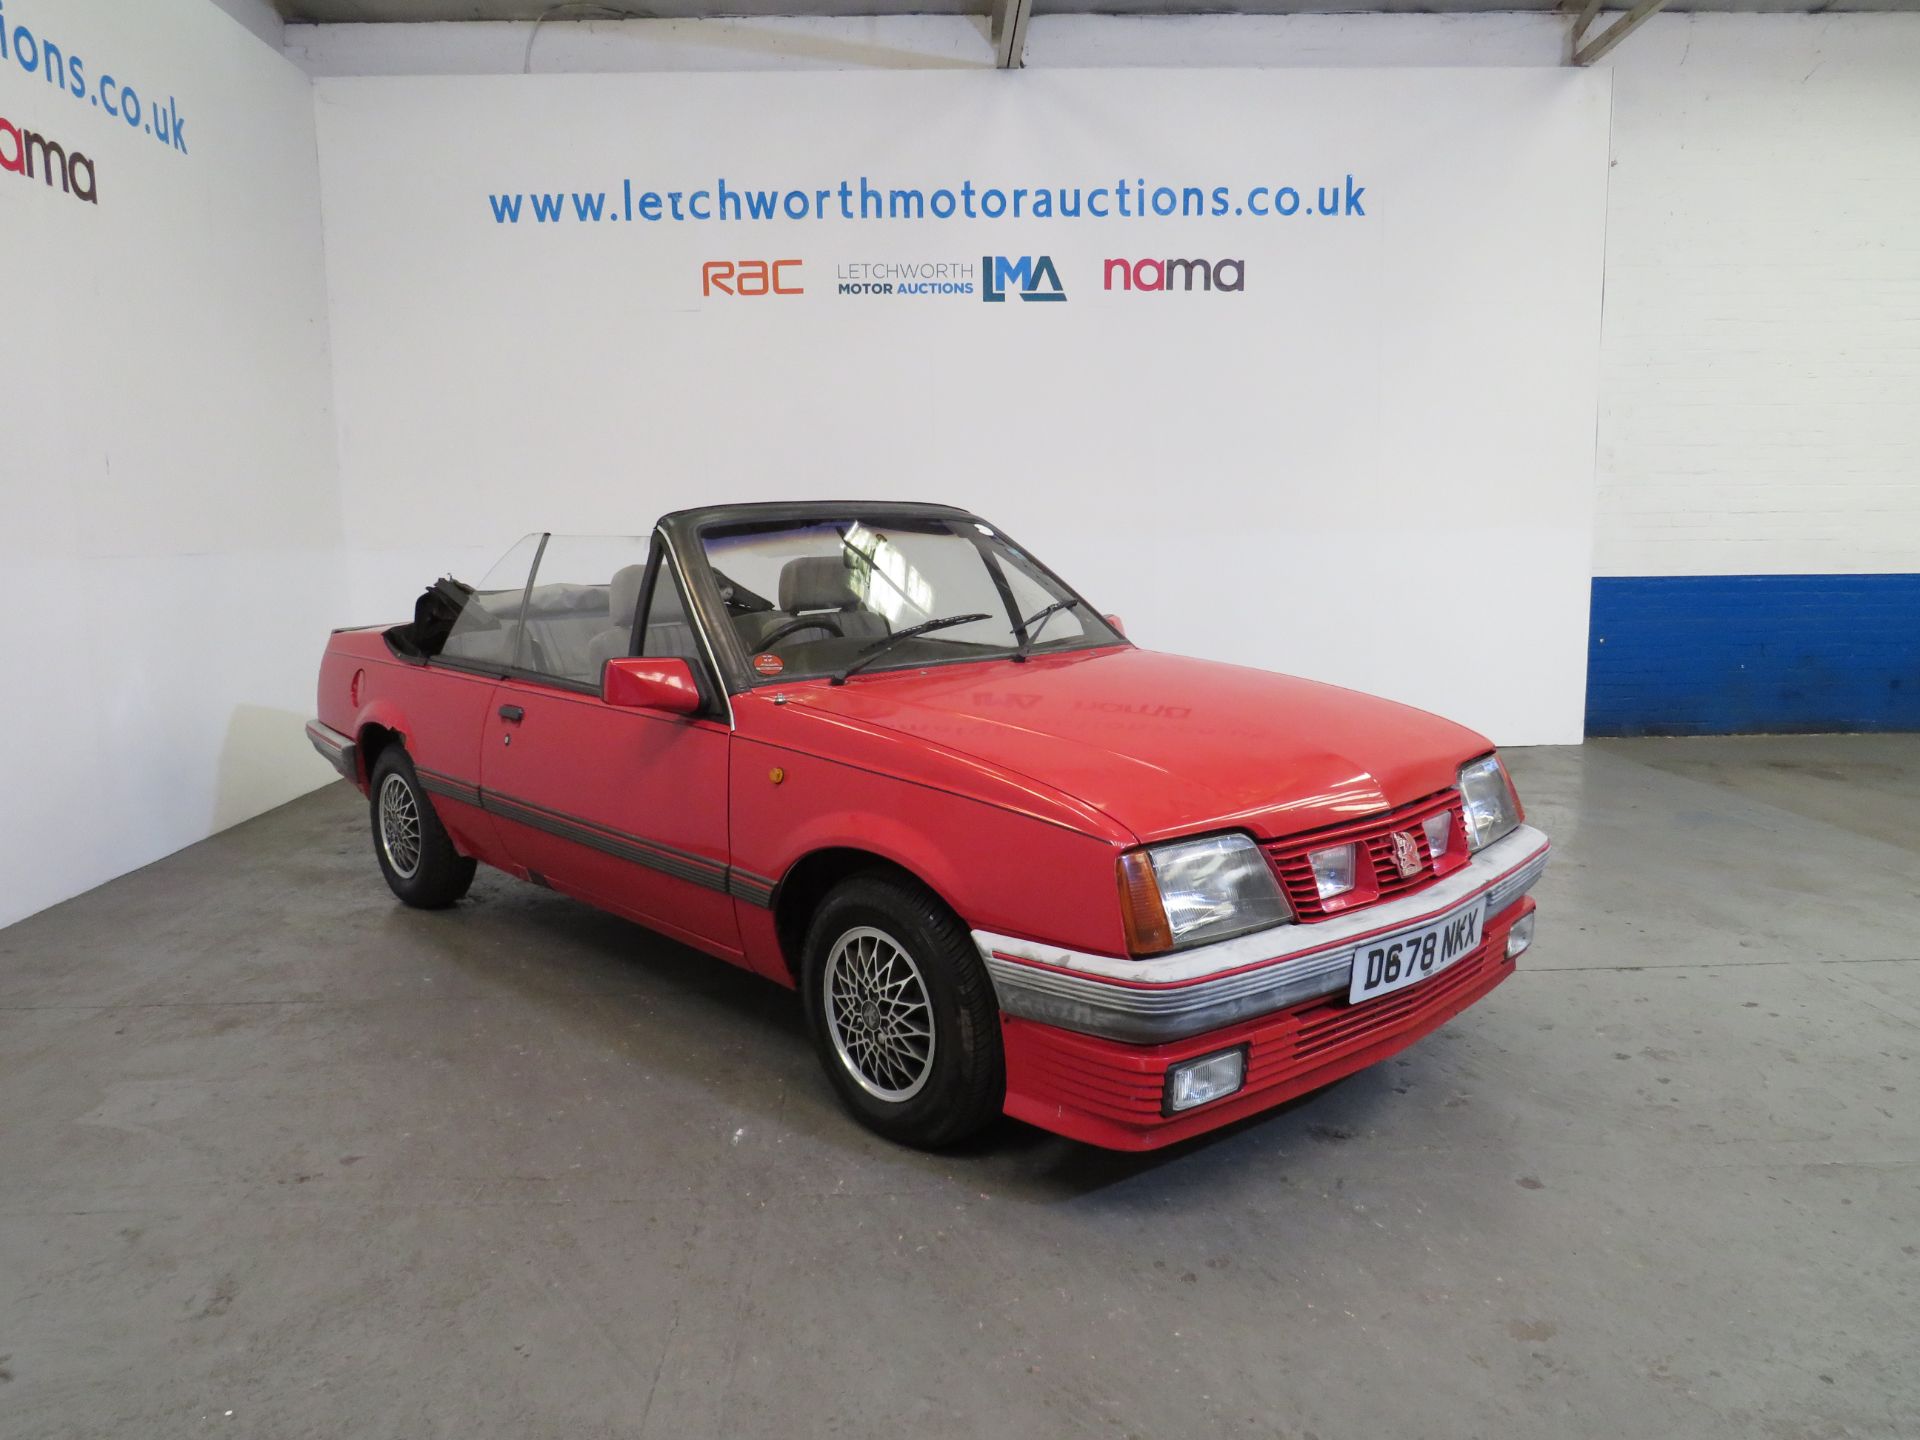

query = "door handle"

[{"left": 498, "top": 704, "right": 525, "bottom": 723}]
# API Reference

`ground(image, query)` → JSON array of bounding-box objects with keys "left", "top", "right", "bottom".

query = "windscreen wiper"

[
  {"left": 829, "top": 613, "right": 991, "bottom": 686},
  {"left": 1010, "top": 600, "right": 1075, "bottom": 662}
]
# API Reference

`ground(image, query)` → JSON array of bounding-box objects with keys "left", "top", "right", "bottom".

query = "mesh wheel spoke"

[
  {"left": 378, "top": 774, "right": 425, "bottom": 880},
  {"left": 822, "top": 925, "right": 938, "bottom": 1103}
]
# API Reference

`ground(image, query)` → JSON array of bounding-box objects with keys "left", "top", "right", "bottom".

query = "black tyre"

[
  {"left": 368, "top": 747, "right": 476, "bottom": 909},
  {"left": 800, "top": 873, "right": 1004, "bottom": 1148}
]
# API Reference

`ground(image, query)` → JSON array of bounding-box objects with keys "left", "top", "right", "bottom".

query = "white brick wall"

[
  {"left": 1596, "top": 17, "right": 1920, "bottom": 577},
  {"left": 288, "top": 11, "right": 1920, "bottom": 583}
]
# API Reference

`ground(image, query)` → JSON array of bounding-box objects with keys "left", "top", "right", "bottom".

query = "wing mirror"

[
  {"left": 602, "top": 657, "right": 701, "bottom": 715},
  {"left": 1105, "top": 614, "right": 1126, "bottom": 637}
]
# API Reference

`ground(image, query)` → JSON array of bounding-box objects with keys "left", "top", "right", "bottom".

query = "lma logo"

[
  {"left": 0, "top": 114, "right": 98, "bottom": 206},
  {"left": 982, "top": 255, "right": 1065, "bottom": 303}
]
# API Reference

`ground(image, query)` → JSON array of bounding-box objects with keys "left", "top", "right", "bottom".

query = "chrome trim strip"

[
  {"left": 974, "top": 824, "right": 1550, "bottom": 1044},
  {"left": 1486, "top": 847, "right": 1552, "bottom": 918},
  {"left": 727, "top": 870, "right": 777, "bottom": 907},
  {"left": 659, "top": 530, "right": 736, "bottom": 731},
  {"left": 305, "top": 720, "right": 357, "bottom": 782},
  {"left": 481, "top": 788, "right": 731, "bottom": 895},
  {"left": 411, "top": 767, "right": 776, "bottom": 907},
  {"left": 415, "top": 768, "right": 482, "bottom": 808}
]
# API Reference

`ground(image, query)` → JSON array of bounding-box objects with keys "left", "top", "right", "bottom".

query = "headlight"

[
  {"left": 1117, "top": 833, "right": 1291, "bottom": 957},
  {"left": 1459, "top": 754, "right": 1521, "bottom": 851},
  {"left": 1308, "top": 843, "right": 1357, "bottom": 901}
]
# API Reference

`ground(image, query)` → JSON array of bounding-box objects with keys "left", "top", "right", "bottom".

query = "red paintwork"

[
  {"left": 486, "top": 675, "right": 740, "bottom": 961},
  {"left": 603, "top": 657, "right": 702, "bottom": 714},
  {"left": 751, "top": 647, "right": 1488, "bottom": 844},
  {"left": 315, "top": 600, "right": 1512, "bottom": 1150}
]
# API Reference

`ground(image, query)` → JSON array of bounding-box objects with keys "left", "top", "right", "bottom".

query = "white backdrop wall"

[
  {"left": 292, "top": 9, "right": 1920, "bottom": 588},
  {"left": 9, "top": 9, "right": 1906, "bottom": 920},
  {"left": 0, "top": 0, "right": 339, "bottom": 927},
  {"left": 1592, "top": 17, "right": 1920, "bottom": 580},
  {"left": 313, "top": 67, "right": 1608, "bottom": 748}
]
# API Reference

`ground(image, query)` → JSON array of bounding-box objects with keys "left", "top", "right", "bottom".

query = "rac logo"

[
  {"left": 0, "top": 114, "right": 98, "bottom": 207},
  {"left": 1104, "top": 258, "right": 1244, "bottom": 293},
  {"left": 703, "top": 259, "right": 802, "bottom": 297},
  {"left": 982, "top": 254, "right": 1065, "bottom": 303}
]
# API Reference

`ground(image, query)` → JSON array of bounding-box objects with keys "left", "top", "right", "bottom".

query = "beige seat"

[
  {"left": 585, "top": 564, "right": 649, "bottom": 676},
  {"left": 736, "top": 557, "right": 890, "bottom": 650}
]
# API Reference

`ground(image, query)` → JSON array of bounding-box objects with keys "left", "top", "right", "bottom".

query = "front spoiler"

[
  {"left": 999, "top": 899, "right": 1531, "bottom": 1151},
  {"left": 974, "top": 824, "right": 1549, "bottom": 1044}
]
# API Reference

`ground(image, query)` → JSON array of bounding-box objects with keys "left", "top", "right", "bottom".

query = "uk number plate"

[{"left": 1348, "top": 898, "right": 1488, "bottom": 1004}]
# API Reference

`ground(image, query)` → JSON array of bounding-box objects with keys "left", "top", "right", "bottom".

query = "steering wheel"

[{"left": 756, "top": 615, "right": 845, "bottom": 649}]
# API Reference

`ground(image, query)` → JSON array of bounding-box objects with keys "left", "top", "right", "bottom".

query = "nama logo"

[
  {"left": 982, "top": 255, "right": 1065, "bottom": 303},
  {"left": 1104, "top": 257, "right": 1244, "bottom": 293},
  {"left": 0, "top": 113, "right": 97, "bottom": 206}
]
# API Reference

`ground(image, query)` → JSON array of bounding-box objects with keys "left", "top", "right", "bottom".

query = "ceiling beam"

[
  {"left": 1571, "top": 0, "right": 1667, "bottom": 65},
  {"left": 992, "top": 0, "right": 1032, "bottom": 69}
]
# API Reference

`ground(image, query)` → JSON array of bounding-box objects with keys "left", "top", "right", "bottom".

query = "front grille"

[{"left": 1264, "top": 788, "right": 1468, "bottom": 921}]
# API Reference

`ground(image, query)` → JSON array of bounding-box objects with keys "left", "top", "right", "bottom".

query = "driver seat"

[
  {"left": 585, "top": 563, "right": 648, "bottom": 675},
  {"left": 740, "top": 556, "right": 889, "bottom": 649}
]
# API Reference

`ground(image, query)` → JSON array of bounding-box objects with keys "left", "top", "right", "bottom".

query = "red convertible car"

[{"left": 308, "top": 503, "right": 1548, "bottom": 1151}]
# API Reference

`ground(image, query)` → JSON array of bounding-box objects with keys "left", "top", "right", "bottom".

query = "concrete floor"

[{"left": 2, "top": 736, "right": 1916, "bottom": 1439}]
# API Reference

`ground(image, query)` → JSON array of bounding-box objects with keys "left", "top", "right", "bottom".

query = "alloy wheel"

[
  {"left": 822, "top": 925, "right": 937, "bottom": 1102},
  {"left": 378, "top": 772, "right": 423, "bottom": 880}
]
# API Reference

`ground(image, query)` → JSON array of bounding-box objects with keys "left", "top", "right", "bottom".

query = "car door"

[
  {"left": 406, "top": 533, "right": 548, "bottom": 866},
  {"left": 479, "top": 537, "right": 741, "bottom": 960}
]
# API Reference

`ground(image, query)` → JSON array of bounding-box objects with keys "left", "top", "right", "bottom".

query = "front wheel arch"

[
  {"left": 798, "top": 870, "right": 1005, "bottom": 1148},
  {"left": 772, "top": 848, "right": 971, "bottom": 985}
]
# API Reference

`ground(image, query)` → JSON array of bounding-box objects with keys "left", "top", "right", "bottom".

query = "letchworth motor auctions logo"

[
  {"left": 982, "top": 255, "right": 1065, "bottom": 303},
  {"left": 838, "top": 261, "right": 975, "bottom": 298},
  {"left": 0, "top": 112, "right": 97, "bottom": 206}
]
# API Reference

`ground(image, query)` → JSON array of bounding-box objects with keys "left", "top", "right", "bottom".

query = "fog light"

[
  {"left": 1308, "top": 843, "right": 1356, "bottom": 900},
  {"left": 1506, "top": 912, "right": 1536, "bottom": 959},
  {"left": 1165, "top": 1048, "right": 1247, "bottom": 1114},
  {"left": 1422, "top": 810, "right": 1452, "bottom": 860}
]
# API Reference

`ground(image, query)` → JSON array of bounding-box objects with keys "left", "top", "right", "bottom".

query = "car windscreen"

[{"left": 697, "top": 515, "right": 1120, "bottom": 683}]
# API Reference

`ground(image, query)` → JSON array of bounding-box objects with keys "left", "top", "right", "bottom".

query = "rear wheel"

[
  {"left": 801, "top": 874, "right": 1004, "bottom": 1148},
  {"left": 369, "top": 747, "right": 476, "bottom": 909}
]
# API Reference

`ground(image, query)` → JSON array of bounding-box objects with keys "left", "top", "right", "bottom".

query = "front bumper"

[
  {"left": 974, "top": 823, "right": 1549, "bottom": 1044},
  {"left": 1000, "top": 897, "right": 1533, "bottom": 1151}
]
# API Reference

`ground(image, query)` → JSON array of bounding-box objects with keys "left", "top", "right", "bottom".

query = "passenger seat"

[{"left": 585, "top": 564, "right": 649, "bottom": 676}]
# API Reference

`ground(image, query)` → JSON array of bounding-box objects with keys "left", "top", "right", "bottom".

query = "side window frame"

[
  {"left": 427, "top": 531, "right": 548, "bottom": 681},
  {"left": 511, "top": 532, "right": 552, "bottom": 673},
  {"left": 624, "top": 533, "right": 728, "bottom": 722},
  {"left": 629, "top": 537, "right": 665, "bottom": 661},
  {"left": 503, "top": 533, "right": 653, "bottom": 695}
]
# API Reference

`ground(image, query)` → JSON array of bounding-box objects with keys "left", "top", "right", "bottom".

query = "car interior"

[
  {"left": 403, "top": 524, "right": 1089, "bottom": 687},
  {"left": 427, "top": 555, "right": 706, "bottom": 685}
]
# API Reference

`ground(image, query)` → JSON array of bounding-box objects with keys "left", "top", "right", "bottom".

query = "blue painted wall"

[{"left": 1587, "top": 575, "right": 1920, "bottom": 736}]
